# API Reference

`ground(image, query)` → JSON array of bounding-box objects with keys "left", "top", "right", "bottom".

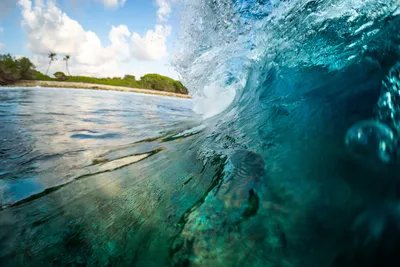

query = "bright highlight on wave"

[
  {"left": 176, "top": 0, "right": 400, "bottom": 117},
  {"left": 170, "top": 1, "right": 400, "bottom": 264},
  {"left": 2, "top": 0, "right": 400, "bottom": 266}
]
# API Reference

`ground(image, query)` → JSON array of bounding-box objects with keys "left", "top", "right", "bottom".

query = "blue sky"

[{"left": 0, "top": 0, "right": 182, "bottom": 79}]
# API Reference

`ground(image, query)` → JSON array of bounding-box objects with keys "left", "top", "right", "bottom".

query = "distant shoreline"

[{"left": 3, "top": 80, "right": 192, "bottom": 99}]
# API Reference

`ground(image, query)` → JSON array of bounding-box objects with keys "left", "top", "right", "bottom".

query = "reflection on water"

[
  {"left": 0, "top": 88, "right": 197, "bottom": 207},
  {"left": 0, "top": 88, "right": 211, "bottom": 266}
]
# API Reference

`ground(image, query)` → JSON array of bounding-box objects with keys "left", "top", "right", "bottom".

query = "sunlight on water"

[{"left": 2, "top": 0, "right": 400, "bottom": 266}]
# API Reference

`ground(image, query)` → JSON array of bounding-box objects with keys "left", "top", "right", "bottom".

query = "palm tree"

[
  {"left": 46, "top": 52, "right": 57, "bottom": 75},
  {"left": 63, "top": 55, "right": 71, "bottom": 76}
]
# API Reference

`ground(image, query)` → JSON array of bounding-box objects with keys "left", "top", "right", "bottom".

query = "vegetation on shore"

[
  {"left": 0, "top": 54, "right": 36, "bottom": 84},
  {"left": 0, "top": 53, "right": 188, "bottom": 95}
]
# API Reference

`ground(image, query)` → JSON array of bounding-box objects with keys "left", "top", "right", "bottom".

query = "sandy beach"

[{"left": 3, "top": 80, "right": 192, "bottom": 99}]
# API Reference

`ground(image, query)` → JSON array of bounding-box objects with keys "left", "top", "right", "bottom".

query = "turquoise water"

[
  {"left": 3, "top": 0, "right": 400, "bottom": 266},
  {"left": 0, "top": 88, "right": 207, "bottom": 266},
  {"left": 173, "top": 0, "right": 400, "bottom": 266}
]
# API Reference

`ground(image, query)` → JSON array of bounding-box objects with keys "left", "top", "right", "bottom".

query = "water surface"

[{"left": 0, "top": 88, "right": 208, "bottom": 266}]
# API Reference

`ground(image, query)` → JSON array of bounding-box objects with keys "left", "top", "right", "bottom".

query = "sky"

[{"left": 0, "top": 0, "right": 182, "bottom": 79}]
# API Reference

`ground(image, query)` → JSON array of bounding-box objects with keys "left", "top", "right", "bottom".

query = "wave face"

[
  {"left": 170, "top": 0, "right": 400, "bottom": 266},
  {"left": 2, "top": 2, "right": 400, "bottom": 267}
]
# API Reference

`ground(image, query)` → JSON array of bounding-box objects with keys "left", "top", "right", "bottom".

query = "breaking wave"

[{"left": 170, "top": 0, "right": 400, "bottom": 265}]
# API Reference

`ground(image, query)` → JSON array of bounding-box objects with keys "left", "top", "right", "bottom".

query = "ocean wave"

[
  {"left": 176, "top": 0, "right": 400, "bottom": 117},
  {"left": 170, "top": 0, "right": 400, "bottom": 265}
]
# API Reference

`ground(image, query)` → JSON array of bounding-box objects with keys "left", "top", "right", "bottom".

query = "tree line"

[{"left": 0, "top": 53, "right": 188, "bottom": 94}]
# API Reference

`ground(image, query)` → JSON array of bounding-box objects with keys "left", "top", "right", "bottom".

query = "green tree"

[
  {"left": 0, "top": 54, "right": 36, "bottom": 85},
  {"left": 0, "top": 53, "right": 189, "bottom": 94},
  {"left": 123, "top": 75, "right": 136, "bottom": 82},
  {"left": 54, "top": 71, "right": 67, "bottom": 81},
  {"left": 46, "top": 51, "right": 57, "bottom": 75},
  {"left": 63, "top": 55, "right": 71, "bottom": 76},
  {"left": 139, "top": 74, "right": 188, "bottom": 93},
  {"left": 0, "top": 54, "right": 20, "bottom": 85},
  {"left": 17, "top": 57, "right": 35, "bottom": 80}
]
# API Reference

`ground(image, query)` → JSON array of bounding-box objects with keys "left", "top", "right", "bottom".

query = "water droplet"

[{"left": 345, "top": 120, "right": 395, "bottom": 163}]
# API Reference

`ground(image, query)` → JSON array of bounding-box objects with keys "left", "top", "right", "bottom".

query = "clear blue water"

[
  {"left": 0, "top": 88, "right": 199, "bottom": 207},
  {"left": 3, "top": 0, "right": 400, "bottom": 266},
  {"left": 0, "top": 88, "right": 205, "bottom": 266}
]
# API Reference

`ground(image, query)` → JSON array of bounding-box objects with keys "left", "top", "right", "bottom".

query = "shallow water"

[
  {"left": 0, "top": 88, "right": 208, "bottom": 266},
  {"left": 0, "top": 88, "right": 199, "bottom": 207},
  {"left": 4, "top": 0, "right": 400, "bottom": 266}
]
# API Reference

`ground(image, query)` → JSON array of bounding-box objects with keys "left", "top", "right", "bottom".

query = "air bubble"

[{"left": 345, "top": 120, "right": 395, "bottom": 163}]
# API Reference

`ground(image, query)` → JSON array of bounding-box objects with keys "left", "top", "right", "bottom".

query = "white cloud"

[
  {"left": 0, "top": 43, "right": 4, "bottom": 50},
  {"left": 131, "top": 24, "right": 171, "bottom": 61},
  {"left": 19, "top": 0, "right": 127, "bottom": 76},
  {"left": 155, "top": 0, "right": 171, "bottom": 22},
  {"left": 18, "top": 0, "right": 172, "bottom": 77},
  {"left": 61, "top": 0, "right": 125, "bottom": 10},
  {"left": 109, "top": 25, "right": 131, "bottom": 61},
  {"left": 99, "top": 0, "right": 126, "bottom": 8}
]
